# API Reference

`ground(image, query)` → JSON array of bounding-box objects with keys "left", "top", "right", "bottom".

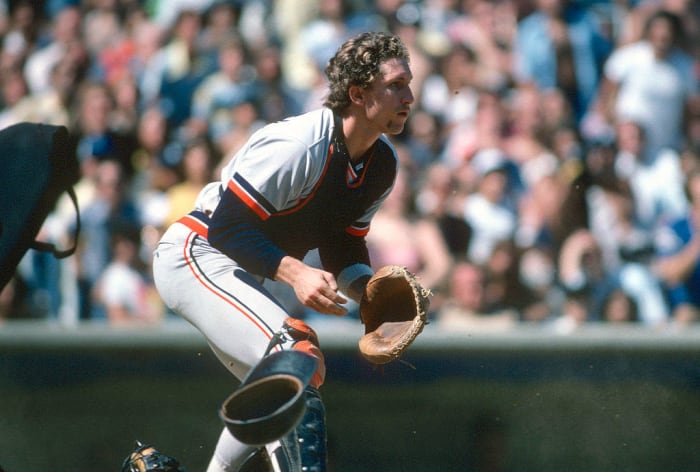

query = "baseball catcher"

[
  {"left": 152, "top": 31, "right": 417, "bottom": 471},
  {"left": 359, "top": 265, "right": 431, "bottom": 364}
]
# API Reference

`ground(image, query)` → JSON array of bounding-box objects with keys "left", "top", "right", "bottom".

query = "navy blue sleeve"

[
  {"left": 318, "top": 232, "right": 371, "bottom": 277},
  {"left": 208, "top": 187, "right": 287, "bottom": 279}
]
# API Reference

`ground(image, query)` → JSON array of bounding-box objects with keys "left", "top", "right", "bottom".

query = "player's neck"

[{"left": 341, "top": 116, "right": 380, "bottom": 162}]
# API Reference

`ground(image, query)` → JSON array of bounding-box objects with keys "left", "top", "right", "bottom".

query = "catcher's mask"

[
  {"left": 120, "top": 440, "right": 185, "bottom": 472},
  {"left": 219, "top": 350, "right": 317, "bottom": 446}
]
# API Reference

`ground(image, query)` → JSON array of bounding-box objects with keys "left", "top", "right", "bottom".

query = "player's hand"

[
  {"left": 275, "top": 256, "right": 348, "bottom": 316},
  {"left": 296, "top": 268, "right": 349, "bottom": 316}
]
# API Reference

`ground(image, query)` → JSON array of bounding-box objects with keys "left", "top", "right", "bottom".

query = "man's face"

[
  {"left": 451, "top": 264, "right": 484, "bottom": 311},
  {"left": 363, "top": 58, "right": 414, "bottom": 135},
  {"left": 648, "top": 17, "right": 674, "bottom": 57},
  {"left": 616, "top": 121, "right": 644, "bottom": 155}
]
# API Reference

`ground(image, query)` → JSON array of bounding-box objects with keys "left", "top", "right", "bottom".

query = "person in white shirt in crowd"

[
  {"left": 597, "top": 9, "right": 698, "bottom": 159},
  {"left": 463, "top": 148, "right": 518, "bottom": 265}
]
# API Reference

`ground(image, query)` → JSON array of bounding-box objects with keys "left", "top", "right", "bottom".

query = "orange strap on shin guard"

[{"left": 284, "top": 317, "right": 325, "bottom": 388}]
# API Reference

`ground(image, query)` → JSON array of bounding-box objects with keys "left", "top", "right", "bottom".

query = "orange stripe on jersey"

[
  {"left": 346, "top": 225, "right": 369, "bottom": 237},
  {"left": 177, "top": 214, "right": 209, "bottom": 238},
  {"left": 228, "top": 179, "right": 271, "bottom": 221}
]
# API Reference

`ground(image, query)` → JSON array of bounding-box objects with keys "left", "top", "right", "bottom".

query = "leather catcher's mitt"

[{"left": 358, "top": 265, "right": 431, "bottom": 364}]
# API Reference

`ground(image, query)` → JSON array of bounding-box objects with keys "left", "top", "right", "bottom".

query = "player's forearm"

[
  {"left": 317, "top": 232, "right": 373, "bottom": 303},
  {"left": 273, "top": 256, "right": 307, "bottom": 285}
]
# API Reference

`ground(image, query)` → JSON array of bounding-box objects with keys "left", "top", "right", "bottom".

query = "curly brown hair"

[{"left": 323, "top": 32, "right": 409, "bottom": 114}]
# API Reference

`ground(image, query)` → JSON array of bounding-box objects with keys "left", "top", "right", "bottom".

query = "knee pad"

[
  {"left": 283, "top": 317, "right": 325, "bottom": 388},
  {"left": 283, "top": 317, "right": 320, "bottom": 346}
]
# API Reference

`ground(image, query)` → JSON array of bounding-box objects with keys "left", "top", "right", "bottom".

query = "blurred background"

[{"left": 1, "top": 0, "right": 699, "bottom": 470}]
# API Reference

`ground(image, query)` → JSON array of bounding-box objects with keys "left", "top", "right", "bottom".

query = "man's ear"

[{"left": 348, "top": 85, "right": 365, "bottom": 105}]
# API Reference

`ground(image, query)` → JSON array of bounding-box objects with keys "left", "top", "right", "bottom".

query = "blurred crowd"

[{"left": 1, "top": 0, "right": 699, "bottom": 333}]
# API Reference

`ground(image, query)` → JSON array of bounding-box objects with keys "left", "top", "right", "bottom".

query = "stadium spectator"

[
  {"left": 420, "top": 43, "right": 480, "bottom": 134},
  {"left": 142, "top": 9, "right": 215, "bottom": 129},
  {"left": 402, "top": 109, "right": 443, "bottom": 172},
  {"left": 198, "top": 0, "right": 239, "bottom": 54},
  {"left": 0, "top": 1, "right": 39, "bottom": 73},
  {"left": 108, "top": 73, "right": 141, "bottom": 135},
  {"left": 297, "top": 0, "right": 352, "bottom": 77},
  {"left": 93, "top": 222, "right": 162, "bottom": 325},
  {"left": 503, "top": 86, "right": 552, "bottom": 167},
  {"left": 71, "top": 81, "right": 138, "bottom": 179},
  {"left": 601, "top": 287, "right": 639, "bottom": 324},
  {"left": 612, "top": 120, "right": 687, "bottom": 232},
  {"left": 596, "top": 9, "right": 698, "bottom": 158},
  {"left": 74, "top": 159, "right": 141, "bottom": 320},
  {"left": 0, "top": 53, "right": 83, "bottom": 129},
  {"left": 366, "top": 165, "right": 452, "bottom": 294},
  {"left": 517, "top": 245, "right": 563, "bottom": 322},
  {"left": 462, "top": 148, "right": 518, "bottom": 265},
  {"left": 653, "top": 167, "right": 700, "bottom": 325},
  {"left": 130, "top": 104, "right": 179, "bottom": 200},
  {"left": 442, "top": 90, "right": 507, "bottom": 181},
  {"left": 82, "top": 0, "right": 123, "bottom": 64},
  {"left": 0, "top": 66, "right": 29, "bottom": 127},
  {"left": 483, "top": 239, "right": 552, "bottom": 322},
  {"left": 164, "top": 137, "right": 218, "bottom": 228},
  {"left": 130, "top": 19, "right": 167, "bottom": 106},
  {"left": 88, "top": 3, "right": 150, "bottom": 89},
  {"left": 555, "top": 228, "right": 614, "bottom": 329},
  {"left": 513, "top": 0, "right": 611, "bottom": 122},
  {"left": 515, "top": 168, "right": 571, "bottom": 252},
  {"left": 212, "top": 97, "right": 263, "bottom": 160},
  {"left": 554, "top": 224, "right": 668, "bottom": 327},
  {"left": 249, "top": 43, "right": 306, "bottom": 125},
  {"left": 187, "top": 34, "right": 255, "bottom": 143},
  {"left": 414, "top": 162, "right": 472, "bottom": 260},
  {"left": 437, "top": 260, "right": 517, "bottom": 332},
  {"left": 445, "top": 0, "right": 517, "bottom": 94},
  {"left": 23, "top": 4, "right": 83, "bottom": 95},
  {"left": 584, "top": 138, "right": 638, "bottom": 268},
  {"left": 616, "top": 0, "right": 700, "bottom": 50},
  {"left": 576, "top": 141, "right": 671, "bottom": 327}
]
